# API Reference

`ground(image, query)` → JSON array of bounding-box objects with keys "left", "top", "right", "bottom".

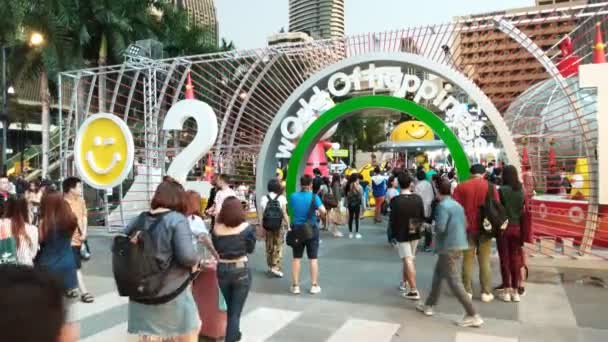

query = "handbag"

[
  {"left": 479, "top": 182, "right": 508, "bottom": 239},
  {"left": 286, "top": 195, "right": 316, "bottom": 247}
]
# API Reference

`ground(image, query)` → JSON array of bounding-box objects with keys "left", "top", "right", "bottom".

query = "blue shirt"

[
  {"left": 289, "top": 191, "right": 323, "bottom": 225},
  {"left": 433, "top": 196, "right": 469, "bottom": 254}
]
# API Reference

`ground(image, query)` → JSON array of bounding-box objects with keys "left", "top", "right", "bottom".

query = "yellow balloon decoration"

[
  {"left": 390, "top": 121, "right": 434, "bottom": 142},
  {"left": 571, "top": 158, "right": 589, "bottom": 199}
]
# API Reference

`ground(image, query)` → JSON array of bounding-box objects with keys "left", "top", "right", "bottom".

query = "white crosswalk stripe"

[
  {"left": 240, "top": 307, "right": 301, "bottom": 342},
  {"left": 326, "top": 319, "right": 400, "bottom": 342}
]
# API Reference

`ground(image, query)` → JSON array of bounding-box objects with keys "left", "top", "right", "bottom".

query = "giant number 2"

[{"left": 162, "top": 99, "right": 218, "bottom": 182}]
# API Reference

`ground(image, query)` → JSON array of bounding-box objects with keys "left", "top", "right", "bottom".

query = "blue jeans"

[{"left": 217, "top": 263, "right": 251, "bottom": 342}]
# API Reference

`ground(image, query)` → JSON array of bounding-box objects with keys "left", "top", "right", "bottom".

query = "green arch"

[{"left": 286, "top": 95, "right": 471, "bottom": 201}]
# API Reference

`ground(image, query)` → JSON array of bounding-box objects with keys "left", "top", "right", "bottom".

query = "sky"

[{"left": 215, "top": 0, "right": 534, "bottom": 49}]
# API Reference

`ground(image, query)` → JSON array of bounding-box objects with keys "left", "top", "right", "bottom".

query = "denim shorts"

[{"left": 292, "top": 236, "right": 320, "bottom": 259}]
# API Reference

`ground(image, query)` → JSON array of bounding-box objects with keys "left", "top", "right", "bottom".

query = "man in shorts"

[
  {"left": 389, "top": 172, "right": 425, "bottom": 300},
  {"left": 289, "top": 175, "right": 326, "bottom": 295}
]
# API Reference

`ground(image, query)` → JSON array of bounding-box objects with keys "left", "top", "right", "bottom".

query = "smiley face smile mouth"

[
  {"left": 406, "top": 128, "right": 429, "bottom": 139},
  {"left": 86, "top": 151, "right": 122, "bottom": 175}
]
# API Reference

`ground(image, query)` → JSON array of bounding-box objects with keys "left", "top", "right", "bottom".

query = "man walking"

[
  {"left": 209, "top": 174, "right": 236, "bottom": 218},
  {"left": 417, "top": 179, "right": 483, "bottom": 327},
  {"left": 453, "top": 164, "right": 499, "bottom": 302},
  {"left": 371, "top": 167, "right": 388, "bottom": 223},
  {"left": 289, "top": 175, "right": 326, "bottom": 295},
  {"left": 389, "top": 172, "right": 425, "bottom": 300}
]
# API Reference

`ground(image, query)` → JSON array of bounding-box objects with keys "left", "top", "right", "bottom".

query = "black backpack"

[
  {"left": 479, "top": 182, "right": 508, "bottom": 238},
  {"left": 262, "top": 195, "right": 283, "bottom": 232},
  {"left": 112, "top": 212, "right": 179, "bottom": 303}
]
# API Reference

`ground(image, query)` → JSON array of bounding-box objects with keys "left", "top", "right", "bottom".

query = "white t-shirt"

[
  {"left": 188, "top": 215, "right": 209, "bottom": 246},
  {"left": 213, "top": 187, "right": 237, "bottom": 216},
  {"left": 260, "top": 192, "right": 287, "bottom": 212}
]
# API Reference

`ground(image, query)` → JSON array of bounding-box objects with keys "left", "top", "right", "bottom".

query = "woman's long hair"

[
  {"left": 331, "top": 173, "right": 341, "bottom": 188},
  {"left": 7, "top": 197, "right": 32, "bottom": 249},
  {"left": 502, "top": 165, "right": 523, "bottom": 192},
  {"left": 39, "top": 192, "right": 78, "bottom": 242},
  {"left": 185, "top": 190, "right": 202, "bottom": 217},
  {"left": 345, "top": 173, "right": 360, "bottom": 195}
]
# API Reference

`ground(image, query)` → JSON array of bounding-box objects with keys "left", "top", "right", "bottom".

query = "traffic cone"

[
  {"left": 593, "top": 22, "right": 606, "bottom": 64},
  {"left": 185, "top": 72, "right": 195, "bottom": 99}
]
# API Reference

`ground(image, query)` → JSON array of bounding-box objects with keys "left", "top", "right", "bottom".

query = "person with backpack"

[
  {"left": 260, "top": 179, "right": 289, "bottom": 278},
  {"left": 0, "top": 197, "right": 38, "bottom": 266},
  {"left": 389, "top": 172, "right": 425, "bottom": 300},
  {"left": 416, "top": 179, "right": 484, "bottom": 328},
  {"left": 121, "top": 177, "right": 201, "bottom": 341},
  {"left": 453, "top": 164, "right": 500, "bottom": 303},
  {"left": 35, "top": 192, "right": 79, "bottom": 297},
  {"left": 63, "top": 177, "right": 94, "bottom": 304},
  {"left": 344, "top": 173, "right": 363, "bottom": 239},
  {"left": 495, "top": 165, "right": 526, "bottom": 303},
  {"left": 371, "top": 167, "right": 388, "bottom": 224},
  {"left": 213, "top": 197, "right": 257, "bottom": 342}
]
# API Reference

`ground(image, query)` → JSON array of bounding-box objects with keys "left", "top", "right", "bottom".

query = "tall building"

[
  {"left": 289, "top": 0, "right": 345, "bottom": 40},
  {"left": 454, "top": 0, "right": 587, "bottom": 110},
  {"left": 175, "top": 0, "right": 219, "bottom": 46}
]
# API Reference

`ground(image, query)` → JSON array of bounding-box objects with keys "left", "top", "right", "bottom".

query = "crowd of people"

[
  {"left": 255, "top": 162, "right": 531, "bottom": 329},
  {"left": 0, "top": 159, "right": 531, "bottom": 341}
]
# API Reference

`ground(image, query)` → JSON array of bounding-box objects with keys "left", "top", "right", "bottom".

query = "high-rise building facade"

[
  {"left": 289, "top": 0, "right": 345, "bottom": 40},
  {"left": 454, "top": 0, "right": 587, "bottom": 110},
  {"left": 175, "top": 0, "right": 219, "bottom": 46}
]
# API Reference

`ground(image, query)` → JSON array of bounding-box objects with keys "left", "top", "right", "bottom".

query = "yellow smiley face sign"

[{"left": 74, "top": 113, "right": 135, "bottom": 190}]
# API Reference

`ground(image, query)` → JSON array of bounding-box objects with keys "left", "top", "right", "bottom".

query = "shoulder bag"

[{"left": 286, "top": 195, "right": 316, "bottom": 247}]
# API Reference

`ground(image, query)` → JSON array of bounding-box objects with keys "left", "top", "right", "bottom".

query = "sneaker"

[
  {"left": 310, "top": 285, "right": 322, "bottom": 294},
  {"left": 457, "top": 314, "right": 484, "bottom": 328},
  {"left": 494, "top": 285, "right": 507, "bottom": 295},
  {"left": 290, "top": 285, "right": 301, "bottom": 295},
  {"left": 498, "top": 291, "right": 511, "bottom": 302},
  {"left": 511, "top": 292, "right": 521, "bottom": 303},
  {"left": 467, "top": 292, "right": 473, "bottom": 300},
  {"left": 416, "top": 302, "right": 434, "bottom": 316},
  {"left": 518, "top": 287, "right": 526, "bottom": 296},
  {"left": 402, "top": 290, "right": 421, "bottom": 300},
  {"left": 355, "top": 233, "right": 362, "bottom": 239},
  {"left": 481, "top": 293, "right": 494, "bottom": 303},
  {"left": 270, "top": 269, "right": 284, "bottom": 278},
  {"left": 349, "top": 233, "right": 354, "bottom": 239},
  {"left": 398, "top": 282, "right": 408, "bottom": 292},
  {"left": 333, "top": 231, "right": 343, "bottom": 237}
]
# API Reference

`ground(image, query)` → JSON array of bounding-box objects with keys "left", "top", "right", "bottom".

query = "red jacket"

[{"left": 453, "top": 177, "right": 499, "bottom": 234}]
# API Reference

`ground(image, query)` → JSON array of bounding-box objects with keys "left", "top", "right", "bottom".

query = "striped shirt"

[{"left": 0, "top": 219, "right": 39, "bottom": 266}]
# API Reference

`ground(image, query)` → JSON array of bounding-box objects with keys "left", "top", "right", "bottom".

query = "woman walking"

[
  {"left": 329, "top": 173, "right": 344, "bottom": 237},
  {"left": 344, "top": 173, "right": 363, "bottom": 239},
  {"left": 35, "top": 192, "right": 79, "bottom": 297},
  {"left": 0, "top": 197, "right": 38, "bottom": 265},
  {"left": 125, "top": 177, "right": 201, "bottom": 341},
  {"left": 213, "top": 197, "right": 256, "bottom": 342},
  {"left": 496, "top": 165, "right": 526, "bottom": 303}
]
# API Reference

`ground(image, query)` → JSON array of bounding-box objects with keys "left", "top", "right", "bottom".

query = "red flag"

[
  {"left": 557, "top": 36, "right": 580, "bottom": 77},
  {"left": 185, "top": 72, "right": 195, "bottom": 99},
  {"left": 522, "top": 146, "right": 529, "bottom": 169},
  {"left": 548, "top": 140, "right": 557, "bottom": 171},
  {"left": 593, "top": 22, "right": 606, "bottom": 64}
]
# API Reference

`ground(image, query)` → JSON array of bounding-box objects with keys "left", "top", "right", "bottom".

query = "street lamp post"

[{"left": 1, "top": 46, "right": 8, "bottom": 175}]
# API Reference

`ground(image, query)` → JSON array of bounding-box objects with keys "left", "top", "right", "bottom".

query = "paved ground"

[{"left": 76, "top": 220, "right": 608, "bottom": 341}]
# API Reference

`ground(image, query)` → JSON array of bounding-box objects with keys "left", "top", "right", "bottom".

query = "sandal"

[
  {"left": 66, "top": 289, "right": 79, "bottom": 299},
  {"left": 81, "top": 292, "right": 95, "bottom": 303}
]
